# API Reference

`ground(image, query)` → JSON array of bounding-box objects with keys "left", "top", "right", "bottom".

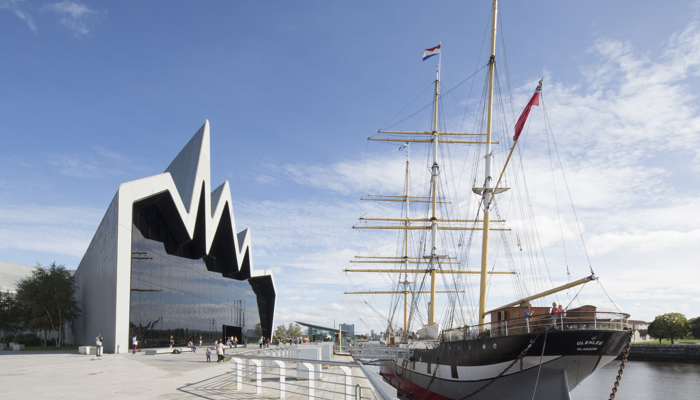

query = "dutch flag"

[{"left": 423, "top": 44, "right": 441, "bottom": 61}]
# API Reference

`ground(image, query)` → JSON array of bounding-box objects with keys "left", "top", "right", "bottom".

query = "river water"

[{"left": 571, "top": 361, "right": 700, "bottom": 400}]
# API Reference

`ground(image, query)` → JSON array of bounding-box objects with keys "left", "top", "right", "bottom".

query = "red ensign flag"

[{"left": 513, "top": 80, "right": 542, "bottom": 141}]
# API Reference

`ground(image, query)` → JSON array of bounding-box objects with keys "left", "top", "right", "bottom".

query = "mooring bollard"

[{"left": 274, "top": 360, "right": 286, "bottom": 398}]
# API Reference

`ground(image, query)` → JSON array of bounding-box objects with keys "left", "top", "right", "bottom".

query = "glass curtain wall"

[{"left": 129, "top": 203, "right": 261, "bottom": 348}]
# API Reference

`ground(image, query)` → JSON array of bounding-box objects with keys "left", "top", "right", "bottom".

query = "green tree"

[
  {"left": 15, "top": 263, "right": 81, "bottom": 347},
  {"left": 273, "top": 324, "right": 287, "bottom": 340},
  {"left": 0, "top": 289, "right": 25, "bottom": 341},
  {"left": 689, "top": 317, "right": 700, "bottom": 339},
  {"left": 287, "top": 322, "right": 302, "bottom": 338},
  {"left": 648, "top": 312, "right": 690, "bottom": 344}
]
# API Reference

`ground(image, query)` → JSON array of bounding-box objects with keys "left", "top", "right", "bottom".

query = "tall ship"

[{"left": 346, "top": 1, "right": 631, "bottom": 399}]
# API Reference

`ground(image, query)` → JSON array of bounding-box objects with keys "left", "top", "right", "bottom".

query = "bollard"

[
  {"left": 251, "top": 359, "right": 262, "bottom": 394},
  {"left": 273, "top": 360, "right": 286, "bottom": 398},
  {"left": 231, "top": 358, "right": 243, "bottom": 390},
  {"left": 303, "top": 362, "right": 315, "bottom": 400},
  {"left": 339, "top": 366, "right": 353, "bottom": 400}
]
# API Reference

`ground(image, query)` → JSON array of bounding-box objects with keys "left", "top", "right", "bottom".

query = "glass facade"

[{"left": 128, "top": 199, "right": 263, "bottom": 348}]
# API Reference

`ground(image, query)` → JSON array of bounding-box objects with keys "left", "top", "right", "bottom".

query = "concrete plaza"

[{"left": 0, "top": 346, "right": 369, "bottom": 400}]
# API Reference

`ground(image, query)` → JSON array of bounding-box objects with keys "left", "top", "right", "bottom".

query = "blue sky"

[{"left": 2, "top": 1, "right": 700, "bottom": 334}]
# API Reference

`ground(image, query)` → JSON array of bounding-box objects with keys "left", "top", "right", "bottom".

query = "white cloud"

[
  {"left": 1, "top": 0, "right": 36, "bottom": 32},
  {"left": 42, "top": 1, "right": 96, "bottom": 36}
]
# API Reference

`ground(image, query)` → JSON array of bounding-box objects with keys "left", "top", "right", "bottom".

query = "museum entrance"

[{"left": 222, "top": 325, "right": 243, "bottom": 346}]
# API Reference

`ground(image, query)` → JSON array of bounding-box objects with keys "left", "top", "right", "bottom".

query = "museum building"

[{"left": 70, "top": 121, "right": 275, "bottom": 353}]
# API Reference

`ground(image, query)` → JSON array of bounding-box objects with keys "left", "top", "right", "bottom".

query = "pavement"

[{"left": 0, "top": 346, "right": 367, "bottom": 400}]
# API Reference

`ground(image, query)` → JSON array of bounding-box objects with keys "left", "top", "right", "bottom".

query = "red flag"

[{"left": 513, "top": 79, "right": 542, "bottom": 141}]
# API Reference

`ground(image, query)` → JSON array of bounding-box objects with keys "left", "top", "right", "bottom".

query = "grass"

[
  {"left": 3, "top": 345, "right": 80, "bottom": 351},
  {"left": 632, "top": 339, "right": 700, "bottom": 345}
]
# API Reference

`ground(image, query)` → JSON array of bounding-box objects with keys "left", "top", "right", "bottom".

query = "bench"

[
  {"left": 79, "top": 346, "right": 96, "bottom": 355},
  {"left": 13, "top": 344, "right": 25, "bottom": 351}
]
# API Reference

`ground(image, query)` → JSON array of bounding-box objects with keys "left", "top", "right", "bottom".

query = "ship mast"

[
  {"left": 429, "top": 63, "right": 440, "bottom": 324},
  {"left": 477, "top": 0, "right": 499, "bottom": 328}
]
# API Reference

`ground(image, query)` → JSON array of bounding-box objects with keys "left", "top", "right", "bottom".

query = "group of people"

[
  {"left": 207, "top": 339, "right": 228, "bottom": 362},
  {"left": 225, "top": 336, "right": 239, "bottom": 349},
  {"left": 521, "top": 302, "right": 567, "bottom": 328}
]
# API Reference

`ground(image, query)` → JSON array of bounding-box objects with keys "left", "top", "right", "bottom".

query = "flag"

[
  {"left": 513, "top": 79, "right": 543, "bottom": 141},
  {"left": 399, "top": 142, "right": 409, "bottom": 151},
  {"left": 423, "top": 44, "right": 441, "bottom": 61}
]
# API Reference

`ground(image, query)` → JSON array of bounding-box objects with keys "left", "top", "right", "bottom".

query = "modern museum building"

[{"left": 69, "top": 121, "right": 276, "bottom": 353}]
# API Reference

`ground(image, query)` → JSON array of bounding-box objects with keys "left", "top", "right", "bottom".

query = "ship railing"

[
  {"left": 444, "top": 311, "right": 631, "bottom": 340},
  {"left": 227, "top": 352, "right": 399, "bottom": 400},
  {"left": 347, "top": 342, "right": 413, "bottom": 361}
]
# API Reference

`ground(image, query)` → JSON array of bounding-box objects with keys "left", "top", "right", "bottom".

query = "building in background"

[
  {"left": 70, "top": 121, "right": 276, "bottom": 353},
  {"left": 296, "top": 321, "right": 357, "bottom": 346},
  {"left": 339, "top": 323, "right": 355, "bottom": 337}
]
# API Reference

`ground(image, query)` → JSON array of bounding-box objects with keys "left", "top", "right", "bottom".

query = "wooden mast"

[{"left": 478, "top": 0, "right": 499, "bottom": 328}]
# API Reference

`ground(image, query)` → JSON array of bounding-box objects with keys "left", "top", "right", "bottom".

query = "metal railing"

[
  {"left": 227, "top": 345, "right": 398, "bottom": 400},
  {"left": 442, "top": 311, "right": 631, "bottom": 341}
]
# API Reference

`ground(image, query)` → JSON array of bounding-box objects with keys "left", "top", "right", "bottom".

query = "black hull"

[{"left": 379, "top": 329, "right": 628, "bottom": 400}]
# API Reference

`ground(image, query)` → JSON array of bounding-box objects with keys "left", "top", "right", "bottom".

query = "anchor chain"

[
  {"left": 608, "top": 328, "right": 633, "bottom": 400},
  {"left": 459, "top": 330, "right": 545, "bottom": 400},
  {"left": 416, "top": 357, "right": 440, "bottom": 400}
]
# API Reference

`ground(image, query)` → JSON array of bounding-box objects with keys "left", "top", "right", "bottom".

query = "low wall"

[{"left": 618, "top": 344, "right": 700, "bottom": 363}]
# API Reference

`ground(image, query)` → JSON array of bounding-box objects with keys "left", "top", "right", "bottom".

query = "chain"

[
  {"left": 415, "top": 358, "right": 440, "bottom": 400},
  {"left": 608, "top": 328, "right": 633, "bottom": 400},
  {"left": 458, "top": 330, "right": 545, "bottom": 400}
]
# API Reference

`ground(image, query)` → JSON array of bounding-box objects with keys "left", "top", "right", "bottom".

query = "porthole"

[
  {"left": 493, "top": 343, "right": 498, "bottom": 349},
  {"left": 482, "top": 344, "right": 486, "bottom": 350}
]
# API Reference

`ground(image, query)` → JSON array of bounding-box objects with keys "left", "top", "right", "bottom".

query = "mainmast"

[
  {"left": 429, "top": 64, "right": 440, "bottom": 324},
  {"left": 477, "top": 0, "right": 499, "bottom": 328}
]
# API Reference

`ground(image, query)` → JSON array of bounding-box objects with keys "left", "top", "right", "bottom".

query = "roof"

[
  {"left": 295, "top": 321, "right": 352, "bottom": 335},
  {"left": 0, "top": 260, "right": 36, "bottom": 292}
]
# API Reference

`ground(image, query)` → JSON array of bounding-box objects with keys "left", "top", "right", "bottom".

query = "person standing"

[
  {"left": 206, "top": 347, "right": 211, "bottom": 362},
  {"left": 132, "top": 335, "right": 138, "bottom": 354},
  {"left": 258, "top": 336, "right": 263, "bottom": 349},
  {"left": 169, "top": 335, "right": 174, "bottom": 349},
  {"left": 95, "top": 333, "right": 103, "bottom": 357},
  {"left": 199, "top": 336, "right": 202, "bottom": 346}
]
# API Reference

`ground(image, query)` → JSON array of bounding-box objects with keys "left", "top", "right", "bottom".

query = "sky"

[{"left": 2, "top": 0, "right": 700, "bottom": 335}]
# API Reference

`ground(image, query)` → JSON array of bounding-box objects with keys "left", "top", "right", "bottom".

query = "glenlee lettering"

[{"left": 577, "top": 341, "right": 604, "bottom": 346}]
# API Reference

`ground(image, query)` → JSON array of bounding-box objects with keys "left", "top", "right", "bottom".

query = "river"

[{"left": 571, "top": 361, "right": 700, "bottom": 399}]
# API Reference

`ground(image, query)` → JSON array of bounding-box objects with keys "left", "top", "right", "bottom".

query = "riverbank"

[{"left": 618, "top": 344, "right": 700, "bottom": 363}]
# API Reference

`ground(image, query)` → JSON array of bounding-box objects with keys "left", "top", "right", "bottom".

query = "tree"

[
  {"left": 273, "top": 324, "right": 287, "bottom": 340},
  {"left": 689, "top": 317, "right": 700, "bottom": 339},
  {"left": 287, "top": 322, "right": 302, "bottom": 338},
  {"left": 647, "top": 313, "right": 690, "bottom": 344},
  {"left": 15, "top": 263, "right": 81, "bottom": 347},
  {"left": 0, "top": 289, "right": 25, "bottom": 340}
]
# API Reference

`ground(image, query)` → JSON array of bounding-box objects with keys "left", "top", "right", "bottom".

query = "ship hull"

[{"left": 379, "top": 329, "right": 628, "bottom": 400}]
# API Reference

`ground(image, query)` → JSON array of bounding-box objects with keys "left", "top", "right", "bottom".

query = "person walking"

[
  {"left": 216, "top": 340, "right": 224, "bottom": 362},
  {"left": 206, "top": 347, "right": 211, "bottom": 362},
  {"left": 199, "top": 336, "right": 202, "bottom": 346},
  {"left": 95, "top": 333, "right": 103, "bottom": 358},
  {"left": 132, "top": 335, "right": 138, "bottom": 354}
]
